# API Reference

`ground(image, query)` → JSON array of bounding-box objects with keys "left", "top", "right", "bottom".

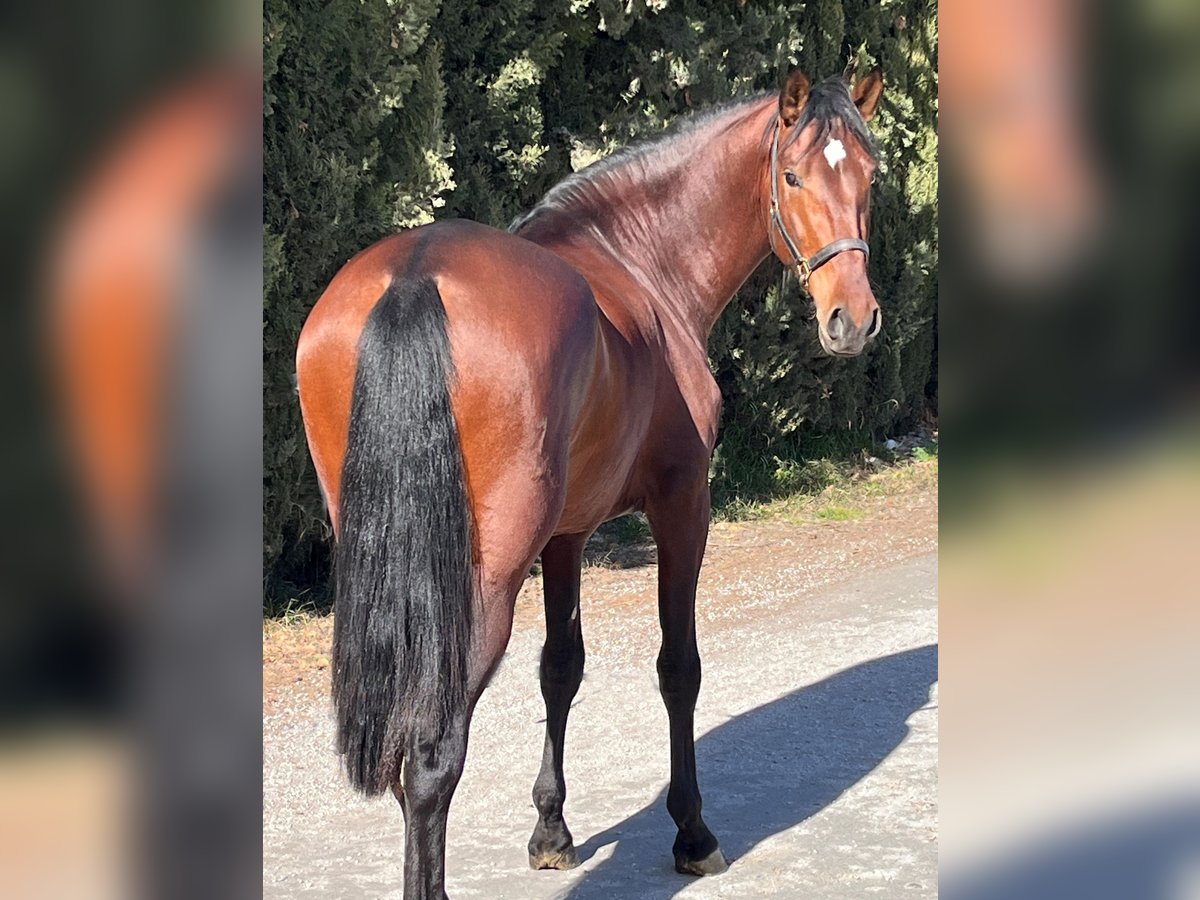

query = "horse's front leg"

[
  {"left": 645, "top": 478, "right": 728, "bottom": 876},
  {"left": 528, "top": 533, "right": 587, "bottom": 870}
]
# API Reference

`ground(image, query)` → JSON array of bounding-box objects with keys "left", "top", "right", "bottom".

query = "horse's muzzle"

[{"left": 821, "top": 304, "right": 881, "bottom": 356}]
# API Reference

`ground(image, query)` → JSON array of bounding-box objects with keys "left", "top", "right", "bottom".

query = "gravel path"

[{"left": 265, "top": 497, "right": 937, "bottom": 898}]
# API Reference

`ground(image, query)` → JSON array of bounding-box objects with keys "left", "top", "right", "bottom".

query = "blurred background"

[
  {"left": 940, "top": 0, "right": 1200, "bottom": 897},
  {"left": 2, "top": 0, "right": 1198, "bottom": 896},
  {"left": 0, "top": 1, "right": 259, "bottom": 898}
]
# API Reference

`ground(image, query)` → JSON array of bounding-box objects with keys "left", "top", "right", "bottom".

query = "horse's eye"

[{"left": 784, "top": 171, "right": 802, "bottom": 188}]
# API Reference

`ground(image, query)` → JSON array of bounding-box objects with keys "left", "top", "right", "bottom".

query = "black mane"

[{"left": 510, "top": 76, "right": 877, "bottom": 233}]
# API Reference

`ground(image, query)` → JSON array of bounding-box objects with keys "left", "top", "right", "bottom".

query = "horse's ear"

[
  {"left": 851, "top": 68, "right": 884, "bottom": 122},
  {"left": 779, "top": 70, "right": 810, "bottom": 127}
]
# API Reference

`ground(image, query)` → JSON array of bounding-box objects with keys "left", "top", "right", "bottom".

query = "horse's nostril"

[
  {"left": 868, "top": 307, "right": 881, "bottom": 338},
  {"left": 826, "top": 306, "right": 845, "bottom": 340}
]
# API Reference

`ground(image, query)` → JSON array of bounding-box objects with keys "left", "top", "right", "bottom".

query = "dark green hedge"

[{"left": 264, "top": 0, "right": 937, "bottom": 606}]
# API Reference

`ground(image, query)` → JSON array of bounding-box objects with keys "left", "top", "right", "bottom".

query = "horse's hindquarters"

[{"left": 297, "top": 218, "right": 603, "bottom": 670}]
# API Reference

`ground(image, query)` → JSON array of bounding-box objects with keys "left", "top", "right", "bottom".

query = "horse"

[{"left": 296, "top": 67, "right": 884, "bottom": 898}]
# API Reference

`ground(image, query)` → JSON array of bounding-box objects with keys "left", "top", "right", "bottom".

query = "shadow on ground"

[
  {"left": 558, "top": 644, "right": 938, "bottom": 899},
  {"left": 941, "top": 799, "right": 1200, "bottom": 900}
]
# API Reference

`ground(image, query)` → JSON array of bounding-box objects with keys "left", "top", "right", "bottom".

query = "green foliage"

[
  {"left": 912, "top": 444, "right": 937, "bottom": 463},
  {"left": 263, "top": 0, "right": 938, "bottom": 607},
  {"left": 264, "top": 0, "right": 451, "bottom": 604}
]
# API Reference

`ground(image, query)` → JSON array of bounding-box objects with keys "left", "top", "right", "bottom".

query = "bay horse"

[{"left": 296, "top": 67, "right": 884, "bottom": 898}]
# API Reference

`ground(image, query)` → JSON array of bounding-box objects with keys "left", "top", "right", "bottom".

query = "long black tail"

[{"left": 332, "top": 276, "right": 474, "bottom": 795}]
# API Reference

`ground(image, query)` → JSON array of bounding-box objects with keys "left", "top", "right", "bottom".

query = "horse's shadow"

[{"left": 561, "top": 644, "right": 938, "bottom": 899}]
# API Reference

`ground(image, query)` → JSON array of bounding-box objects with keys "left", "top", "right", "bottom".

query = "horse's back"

[
  {"left": 297, "top": 219, "right": 598, "bottom": 593},
  {"left": 299, "top": 219, "right": 595, "bottom": 374}
]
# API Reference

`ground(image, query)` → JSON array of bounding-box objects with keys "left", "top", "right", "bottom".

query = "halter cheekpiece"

[{"left": 768, "top": 117, "right": 870, "bottom": 286}]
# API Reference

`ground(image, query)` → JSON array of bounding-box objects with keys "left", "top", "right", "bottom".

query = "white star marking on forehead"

[{"left": 823, "top": 138, "right": 846, "bottom": 169}]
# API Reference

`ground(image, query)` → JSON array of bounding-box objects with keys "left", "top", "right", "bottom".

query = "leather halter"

[{"left": 768, "top": 118, "right": 870, "bottom": 286}]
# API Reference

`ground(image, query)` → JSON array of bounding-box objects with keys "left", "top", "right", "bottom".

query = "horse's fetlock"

[
  {"left": 532, "top": 782, "right": 564, "bottom": 816},
  {"left": 657, "top": 653, "right": 701, "bottom": 698}
]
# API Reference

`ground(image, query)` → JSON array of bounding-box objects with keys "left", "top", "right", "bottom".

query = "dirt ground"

[{"left": 264, "top": 461, "right": 937, "bottom": 897}]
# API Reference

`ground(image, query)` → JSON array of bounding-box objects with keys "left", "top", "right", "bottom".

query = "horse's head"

[{"left": 769, "top": 69, "right": 884, "bottom": 357}]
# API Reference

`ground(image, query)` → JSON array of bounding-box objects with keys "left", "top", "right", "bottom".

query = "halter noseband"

[{"left": 768, "top": 118, "right": 871, "bottom": 286}]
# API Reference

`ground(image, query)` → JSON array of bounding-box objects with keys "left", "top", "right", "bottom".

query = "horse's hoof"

[
  {"left": 675, "top": 847, "right": 729, "bottom": 876},
  {"left": 529, "top": 845, "right": 581, "bottom": 870}
]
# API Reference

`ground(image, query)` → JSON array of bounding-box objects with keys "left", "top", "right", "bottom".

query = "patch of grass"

[
  {"left": 709, "top": 425, "right": 871, "bottom": 514},
  {"left": 264, "top": 563, "right": 333, "bottom": 618},
  {"left": 815, "top": 504, "right": 865, "bottom": 521},
  {"left": 268, "top": 593, "right": 323, "bottom": 627},
  {"left": 710, "top": 428, "right": 937, "bottom": 526},
  {"left": 263, "top": 599, "right": 327, "bottom": 644}
]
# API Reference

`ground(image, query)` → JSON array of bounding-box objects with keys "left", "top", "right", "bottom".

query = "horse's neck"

[{"left": 603, "top": 102, "right": 775, "bottom": 341}]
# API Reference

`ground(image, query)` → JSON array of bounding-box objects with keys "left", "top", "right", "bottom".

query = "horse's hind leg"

[
  {"left": 400, "top": 716, "right": 469, "bottom": 900},
  {"left": 396, "top": 578, "right": 518, "bottom": 900},
  {"left": 528, "top": 532, "right": 588, "bottom": 870},
  {"left": 397, "top": 479, "right": 565, "bottom": 896}
]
